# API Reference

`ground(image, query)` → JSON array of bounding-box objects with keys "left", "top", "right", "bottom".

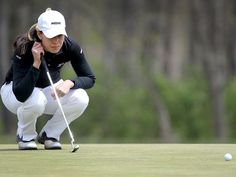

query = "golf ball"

[{"left": 224, "top": 153, "right": 232, "bottom": 161}]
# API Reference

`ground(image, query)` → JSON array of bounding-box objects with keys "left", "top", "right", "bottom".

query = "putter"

[{"left": 41, "top": 55, "right": 79, "bottom": 153}]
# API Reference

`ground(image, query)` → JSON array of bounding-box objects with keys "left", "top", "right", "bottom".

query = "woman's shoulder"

[
  {"left": 13, "top": 41, "right": 34, "bottom": 63},
  {"left": 63, "top": 36, "right": 81, "bottom": 50}
]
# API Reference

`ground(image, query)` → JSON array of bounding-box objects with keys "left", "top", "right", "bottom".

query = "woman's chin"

[{"left": 48, "top": 48, "right": 61, "bottom": 54}]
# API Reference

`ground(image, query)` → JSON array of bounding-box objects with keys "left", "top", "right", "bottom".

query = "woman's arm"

[
  {"left": 13, "top": 42, "right": 45, "bottom": 102},
  {"left": 12, "top": 54, "right": 40, "bottom": 102},
  {"left": 67, "top": 38, "right": 96, "bottom": 89}
]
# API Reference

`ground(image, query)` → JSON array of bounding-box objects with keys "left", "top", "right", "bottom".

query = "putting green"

[{"left": 0, "top": 144, "right": 235, "bottom": 177}]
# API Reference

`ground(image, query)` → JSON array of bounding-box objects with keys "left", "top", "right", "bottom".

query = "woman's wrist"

[{"left": 33, "top": 61, "right": 41, "bottom": 69}]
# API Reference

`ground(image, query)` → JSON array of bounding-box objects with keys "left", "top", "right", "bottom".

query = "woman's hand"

[
  {"left": 32, "top": 42, "right": 44, "bottom": 69},
  {"left": 52, "top": 80, "right": 75, "bottom": 98}
]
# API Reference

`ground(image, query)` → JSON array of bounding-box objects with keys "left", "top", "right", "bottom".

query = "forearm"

[
  {"left": 71, "top": 76, "right": 95, "bottom": 89},
  {"left": 13, "top": 66, "right": 40, "bottom": 102}
]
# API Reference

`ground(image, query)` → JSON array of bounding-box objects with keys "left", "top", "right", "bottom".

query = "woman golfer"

[{"left": 0, "top": 8, "right": 95, "bottom": 150}]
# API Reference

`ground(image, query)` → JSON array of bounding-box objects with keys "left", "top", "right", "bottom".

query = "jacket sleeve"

[
  {"left": 12, "top": 54, "right": 40, "bottom": 102},
  {"left": 67, "top": 38, "right": 96, "bottom": 89}
]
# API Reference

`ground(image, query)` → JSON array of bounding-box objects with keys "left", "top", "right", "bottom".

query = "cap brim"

[{"left": 42, "top": 27, "right": 67, "bottom": 38}]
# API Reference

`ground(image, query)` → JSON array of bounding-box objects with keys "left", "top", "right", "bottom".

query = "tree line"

[{"left": 1, "top": 0, "right": 236, "bottom": 143}]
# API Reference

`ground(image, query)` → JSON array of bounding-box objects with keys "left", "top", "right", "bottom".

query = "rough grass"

[{"left": 0, "top": 144, "right": 235, "bottom": 177}]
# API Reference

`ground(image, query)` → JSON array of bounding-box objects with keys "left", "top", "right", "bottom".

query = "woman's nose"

[{"left": 51, "top": 37, "right": 60, "bottom": 43}]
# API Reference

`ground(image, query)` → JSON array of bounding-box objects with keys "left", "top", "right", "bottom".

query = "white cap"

[{"left": 37, "top": 8, "right": 67, "bottom": 38}]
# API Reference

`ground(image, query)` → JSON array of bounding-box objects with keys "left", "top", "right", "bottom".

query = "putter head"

[{"left": 71, "top": 144, "right": 80, "bottom": 153}]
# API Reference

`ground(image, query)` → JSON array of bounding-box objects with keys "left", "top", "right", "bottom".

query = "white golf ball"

[{"left": 224, "top": 153, "right": 232, "bottom": 161}]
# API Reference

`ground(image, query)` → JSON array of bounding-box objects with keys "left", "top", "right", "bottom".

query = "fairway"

[{"left": 0, "top": 144, "right": 235, "bottom": 177}]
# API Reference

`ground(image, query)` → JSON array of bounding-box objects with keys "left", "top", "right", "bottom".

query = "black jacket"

[{"left": 4, "top": 36, "right": 95, "bottom": 102}]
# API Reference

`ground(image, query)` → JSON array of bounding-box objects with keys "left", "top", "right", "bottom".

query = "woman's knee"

[{"left": 71, "top": 89, "right": 89, "bottom": 108}]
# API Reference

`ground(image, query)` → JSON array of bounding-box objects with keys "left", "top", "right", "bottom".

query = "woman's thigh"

[
  {"left": 0, "top": 82, "right": 47, "bottom": 114},
  {"left": 0, "top": 82, "right": 22, "bottom": 114}
]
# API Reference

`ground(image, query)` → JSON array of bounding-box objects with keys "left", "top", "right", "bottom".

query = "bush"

[{"left": 156, "top": 75, "right": 213, "bottom": 142}]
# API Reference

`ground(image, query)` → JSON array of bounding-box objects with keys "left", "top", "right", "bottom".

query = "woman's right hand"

[{"left": 32, "top": 42, "right": 44, "bottom": 69}]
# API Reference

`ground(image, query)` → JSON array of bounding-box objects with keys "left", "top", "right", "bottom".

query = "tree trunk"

[
  {"left": 124, "top": 0, "right": 174, "bottom": 141},
  {"left": 0, "top": 0, "right": 15, "bottom": 134},
  {"left": 168, "top": 0, "right": 190, "bottom": 81},
  {"left": 194, "top": 0, "right": 227, "bottom": 141}
]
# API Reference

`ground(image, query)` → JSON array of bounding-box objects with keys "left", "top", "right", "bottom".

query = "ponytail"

[
  {"left": 13, "top": 24, "right": 40, "bottom": 55},
  {"left": 28, "top": 24, "right": 40, "bottom": 42}
]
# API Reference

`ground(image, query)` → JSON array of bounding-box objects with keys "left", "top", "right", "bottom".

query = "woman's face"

[{"left": 38, "top": 32, "right": 64, "bottom": 53}]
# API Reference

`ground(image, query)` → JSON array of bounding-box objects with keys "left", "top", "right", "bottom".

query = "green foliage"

[
  {"left": 156, "top": 75, "right": 213, "bottom": 142},
  {"left": 35, "top": 67, "right": 236, "bottom": 143},
  {"left": 75, "top": 70, "right": 158, "bottom": 143},
  {"left": 60, "top": 61, "right": 218, "bottom": 143}
]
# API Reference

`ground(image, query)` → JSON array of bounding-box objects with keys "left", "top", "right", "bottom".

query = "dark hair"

[{"left": 13, "top": 24, "right": 41, "bottom": 55}]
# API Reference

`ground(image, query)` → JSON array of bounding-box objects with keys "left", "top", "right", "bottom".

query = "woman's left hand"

[{"left": 52, "top": 80, "right": 75, "bottom": 98}]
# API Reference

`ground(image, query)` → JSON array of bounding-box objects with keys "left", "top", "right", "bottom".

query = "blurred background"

[{"left": 1, "top": 0, "right": 236, "bottom": 143}]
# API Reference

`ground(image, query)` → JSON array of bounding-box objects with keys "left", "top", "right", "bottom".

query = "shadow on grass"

[
  {"left": 0, "top": 148, "right": 19, "bottom": 151},
  {"left": 0, "top": 148, "right": 46, "bottom": 151}
]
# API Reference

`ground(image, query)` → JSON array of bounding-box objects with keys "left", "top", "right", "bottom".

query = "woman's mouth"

[{"left": 50, "top": 46, "right": 61, "bottom": 53}]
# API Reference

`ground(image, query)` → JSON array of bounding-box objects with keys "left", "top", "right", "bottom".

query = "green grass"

[{"left": 0, "top": 144, "right": 235, "bottom": 177}]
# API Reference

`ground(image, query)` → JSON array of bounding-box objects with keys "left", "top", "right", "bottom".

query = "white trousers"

[{"left": 0, "top": 82, "right": 89, "bottom": 141}]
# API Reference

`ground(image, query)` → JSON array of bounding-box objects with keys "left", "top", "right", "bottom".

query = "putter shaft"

[{"left": 41, "top": 57, "right": 78, "bottom": 151}]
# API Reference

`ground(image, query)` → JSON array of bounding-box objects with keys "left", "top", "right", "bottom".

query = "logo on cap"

[{"left": 51, "top": 22, "right": 61, "bottom": 25}]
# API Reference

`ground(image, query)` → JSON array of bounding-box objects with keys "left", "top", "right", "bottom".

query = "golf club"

[{"left": 41, "top": 55, "right": 79, "bottom": 153}]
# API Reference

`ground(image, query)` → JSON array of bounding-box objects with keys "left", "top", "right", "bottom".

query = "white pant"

[{"left": 0, "top": 82, "right": 89, "bottom": 141}]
